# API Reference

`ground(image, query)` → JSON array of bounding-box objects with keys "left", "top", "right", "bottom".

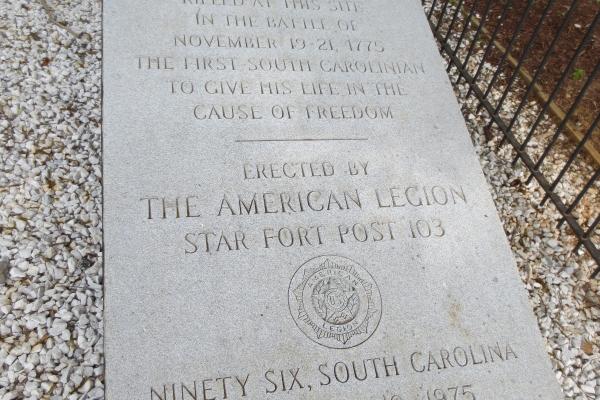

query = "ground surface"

[
  {"left": 0, "top": 0, "right": 599, "bottom": 399},
  {"left": 462, "top": 0, "right": 600, "bottom": 151}
]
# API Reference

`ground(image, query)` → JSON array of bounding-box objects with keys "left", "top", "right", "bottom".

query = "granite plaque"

[{"left": 102, "top": 1, "right": 563, "bottom": 399}]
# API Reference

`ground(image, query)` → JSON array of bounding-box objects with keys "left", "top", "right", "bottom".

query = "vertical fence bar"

[
  {"left": 466, "top": 0, "right": 513, "bottom": 99},
  {"left": 490, "top": 0, "right": 557, "bottom": 127},
  {"left": 477, "top": 1, "right": 535, "bottom": 114},
  {"left": 446, "top": 2, "right": 479, "bottom": 73},
  {"left": 441, "top": 0, "right": 466, "bottom": 46},
  {"left": 566, "top": 168, "right": 600, "bottom": 215},
  {"left": 428, "top": 0, "right": 439, "bottom": 19},
  {"left": 434, "top": 0, "right": 452, "bottom": 34},
  {"left": 577, "top": 213, "right": 600, "bottom": 256},
  {"left": 455, "top": 0, "right": 494, "bottom": 86}
]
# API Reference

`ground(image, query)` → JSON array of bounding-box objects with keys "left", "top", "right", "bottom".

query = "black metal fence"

[{"left": 423, "top": 0, "right": 600, "bottom": 277}]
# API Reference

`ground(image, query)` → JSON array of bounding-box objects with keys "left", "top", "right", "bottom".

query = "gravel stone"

[{"left": 1, "top": 0, "right": 103, "bottom": 398}]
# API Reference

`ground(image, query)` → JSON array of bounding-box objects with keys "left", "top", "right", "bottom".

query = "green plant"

[{"left": 571, "top": 68, "right": 585, "bottom": 81}]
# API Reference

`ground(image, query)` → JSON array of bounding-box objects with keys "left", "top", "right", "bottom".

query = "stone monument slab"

[{"left": 103, "top": 0, "right": 563, "bottom": 399}]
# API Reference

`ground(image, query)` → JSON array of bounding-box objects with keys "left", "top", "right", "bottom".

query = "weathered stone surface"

[{"left": 103, "top": 1, "right": 562, "bottom": 399}]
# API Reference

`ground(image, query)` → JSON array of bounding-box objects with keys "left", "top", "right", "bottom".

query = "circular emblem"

[{"left": 288, "top": 255, "right": 382, "bottom": 349}]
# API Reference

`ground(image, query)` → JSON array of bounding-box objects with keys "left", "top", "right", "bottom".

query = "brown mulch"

[{"left": 461, "top": 0, "right": 600, "bottom": 154}]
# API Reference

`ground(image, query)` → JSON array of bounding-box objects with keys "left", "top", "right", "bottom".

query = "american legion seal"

[{"left": 288, "top": 255, "right": 382, "bottom": 349}]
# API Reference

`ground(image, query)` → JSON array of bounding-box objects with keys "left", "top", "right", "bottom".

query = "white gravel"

[
  {"left": 0, "top": 0, "right": 598, "bottom": 399},
  {"left": 0, "top": 1, "right": 103, "bottom": 399}
]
